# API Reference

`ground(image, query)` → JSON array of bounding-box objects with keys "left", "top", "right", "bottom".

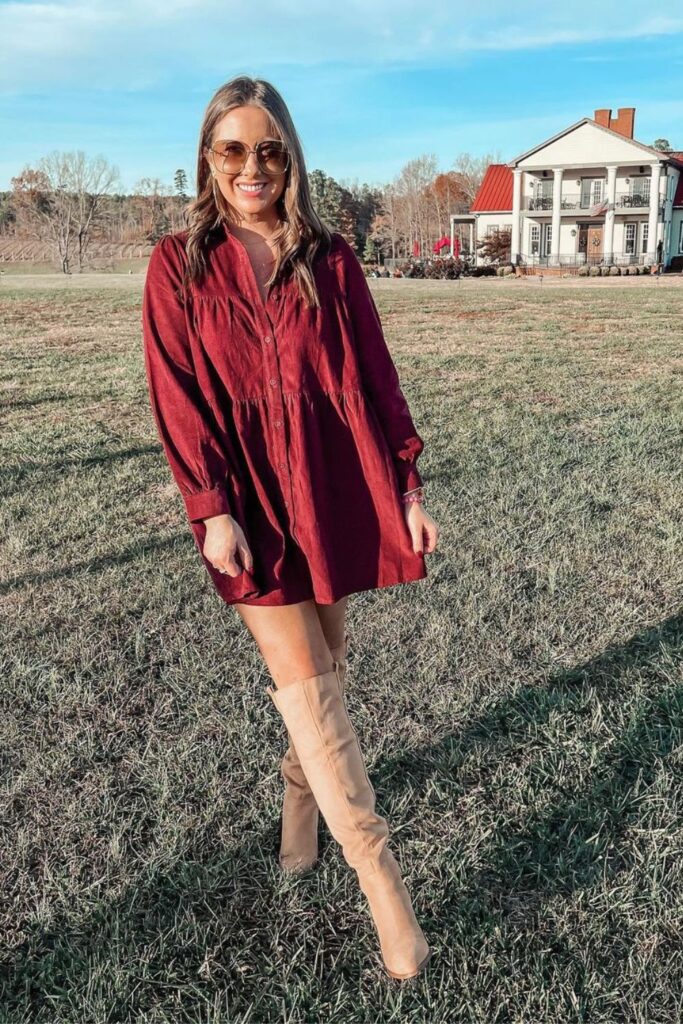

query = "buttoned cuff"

[
  {"left": 394, "top": 461, "right": 423, "bottom": 494},
  {"left": 183, "top": 485, "right": 232, "bottom": 523}
]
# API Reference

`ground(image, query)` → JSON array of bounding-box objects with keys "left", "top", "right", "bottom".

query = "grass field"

[{"left": 2, "top": 274, "right": 682, "bottom": 1023}]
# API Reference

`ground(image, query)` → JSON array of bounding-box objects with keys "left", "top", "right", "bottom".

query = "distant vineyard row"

[{"left": 0, "top": 239, "right": 155, "bottom": 262}]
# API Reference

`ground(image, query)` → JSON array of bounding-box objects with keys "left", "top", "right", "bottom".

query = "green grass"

[{"left": 2, "top": 277, "right": 682, "bottom": 1023}]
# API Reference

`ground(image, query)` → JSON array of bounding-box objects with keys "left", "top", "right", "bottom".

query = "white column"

[
  {"left": 550, "top": 168, "right": 563, "bottom": 266},
  {"left": 604, "top": 165, "right": 617, "bottom": 264},
  {"left": 646, "top": 161, "right": 662, "bottom": 265},
  {"left": 511, "top": 168, "right": 522, "bottom": 264},
  {"left": 662, "top": 170, "right": 675, "bottom": 268}
]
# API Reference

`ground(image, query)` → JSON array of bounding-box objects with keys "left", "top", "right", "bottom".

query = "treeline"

[{"left": 0, "top": 147, "right": 501, "bottom": 271}]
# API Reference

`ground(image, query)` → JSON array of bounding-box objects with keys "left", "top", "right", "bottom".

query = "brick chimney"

[{"left": 593, "top": 107, "right": 636, "bottom": 139}]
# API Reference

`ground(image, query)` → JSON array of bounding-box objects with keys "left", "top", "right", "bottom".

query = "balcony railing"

[
  {"left": 614, "top": 192, "right": 650, "bottom": 208},
  {"left": 525, "top": 193, "right": 661, "bottom": 212},
  {"left": 523, "top": 251, "right": 650, "bottom": 267}
]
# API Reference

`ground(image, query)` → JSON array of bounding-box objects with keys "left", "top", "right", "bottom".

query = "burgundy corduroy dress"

[{"left": 141, "top": 224, "right": 428, "bottom": 606}]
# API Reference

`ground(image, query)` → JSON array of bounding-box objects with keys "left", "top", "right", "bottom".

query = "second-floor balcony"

[
  {"left": 526, "top": 192, "right": 662, "bottom": 213},
  {"left": 614, "top": 191, "right": 651, "bottom": 208}
]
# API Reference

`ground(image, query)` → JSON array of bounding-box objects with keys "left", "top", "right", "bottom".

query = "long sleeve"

[
  {"left": 335, "top": 235, "right": 424, "bottom": 493},
  {"left": 142, "top": 234, "right": 233, "bottom": 523}
]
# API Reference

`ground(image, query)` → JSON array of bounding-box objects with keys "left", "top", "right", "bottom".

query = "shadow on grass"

[
  {"left": 0, "top": 531, "right": 188, "bottom": 595},
  {"left": 3, "top": 608, "right": 681, "bottom": 1017}
]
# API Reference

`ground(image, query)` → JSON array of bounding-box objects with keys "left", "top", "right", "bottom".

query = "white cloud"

[{"left": 0, "top": 0, "right": 681, "bottom": 94}]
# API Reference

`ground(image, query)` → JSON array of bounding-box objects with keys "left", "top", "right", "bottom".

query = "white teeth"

[{"left": 238, "top": 183, "right": 266, "bottom": 192}]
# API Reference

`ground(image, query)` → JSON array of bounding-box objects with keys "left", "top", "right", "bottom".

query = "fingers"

[
  {"left": 213, "top": 554, "right": 241, "bottom": 577},
  {"left": 210, "top": 542, "right": 254, "bottom": 577},
  {"left": 410, "top": 517, "right": 439, "bottom": 555},
  {"left": 238, "top": 541, "right": 254, "bottom": 574},
  {"left": 424, "top": 522, "right": 439, "bottom": 553}
]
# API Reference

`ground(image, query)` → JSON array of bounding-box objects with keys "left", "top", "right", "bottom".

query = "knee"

[{"left": 268, "top": 637, "right": 336, "bottom": 689}]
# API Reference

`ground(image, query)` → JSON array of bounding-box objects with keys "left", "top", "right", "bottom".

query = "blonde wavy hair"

[{"left": 181, "top": 75, "right": 333, "bottom": 308}]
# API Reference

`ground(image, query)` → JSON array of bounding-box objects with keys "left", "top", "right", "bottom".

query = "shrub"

[
  {"left": 423, "top": 257, "right": 463, "bottom": 280},
  {"left": 465, "top": 265, "right": 498, "bottom": 277}
]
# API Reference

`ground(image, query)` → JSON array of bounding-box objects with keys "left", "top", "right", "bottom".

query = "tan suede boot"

[
  {"left": 267, "top": 666, "right": 431, "bottom": 981},
  {"left": 277, "top": 633, "right": 349, "bottom": 874}
]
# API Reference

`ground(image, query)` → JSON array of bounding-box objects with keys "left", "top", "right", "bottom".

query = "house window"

[
  {"left": 503, "top": 224, "right": 512, "bottom": 233},
  {"left": 630, "top": 176, "right": 651, "bottom": 205},
  {"left": 530, "top": 224, "right": 540, "bottom": 255},
  {"left": 542, "top": 223, "right": 552, "bottom": 256},
  {"left": 533, "top": 179, "right": 553, "bottom": 210},
  {"left": 581, "top": 177, "right": 605, "bottom": 208},
  {"left": 641, "top": 222, "right": 649, "bottom": 254},
  {"left": 625, "top": 223, "right": 637, "bottom": 255},
  {"left": 487, "top": 223, "right": 499, "bottom": 237},
  {"left": 679, "top": 220, "right": 683, "bottom": 254}
]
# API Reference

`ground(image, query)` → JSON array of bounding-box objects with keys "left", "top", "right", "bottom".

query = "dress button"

[
  {"left": 274, "top": 419, "right": 282, "bottom": 427},
  {"left": 269, "top": 378, "right": 276, "bottom": 386},
  {"left": 264, "top": 335, "right": 272, "bottom": 344},
  {"left": 284, "top": 499, "right": 289, "bottom": 507}
]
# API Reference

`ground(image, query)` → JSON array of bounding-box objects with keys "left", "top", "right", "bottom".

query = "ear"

[{"left": 203, "top": 145, "right": 216, "bottom": 178}]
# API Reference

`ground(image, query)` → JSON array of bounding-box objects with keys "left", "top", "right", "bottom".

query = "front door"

[
  {"left": 587, "top": 225, "right": 603, "bottom": 262},
  {"left": 578, "top": 224, "right": 588, "bottom": 261}
]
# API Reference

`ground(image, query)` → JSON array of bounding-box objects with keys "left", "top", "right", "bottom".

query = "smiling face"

[{"left": 205, "top": 104, "right": 288, "bottom": 228}]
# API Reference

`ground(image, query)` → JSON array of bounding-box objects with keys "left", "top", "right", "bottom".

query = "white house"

[{"left": 452, "top": 107, "right": 683, "bottom": 272}]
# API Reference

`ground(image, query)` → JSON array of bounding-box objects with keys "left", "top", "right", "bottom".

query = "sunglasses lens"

[
  {"left": 212, "top": 141, "right": 289, "bottom": 175},
  {"left": 214, "top": 142, "right": 248, "bottom": 173},
  {"left": 257, "top": 142, "right": 289, "bottom": 174}
]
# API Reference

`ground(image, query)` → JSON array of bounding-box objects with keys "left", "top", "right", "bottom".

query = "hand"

[
  {"left": 403, "top": 501, "right": 439, "bottom": 556},
  {"left": 202, "top": 513, "right": 254, "bottom": 577}
]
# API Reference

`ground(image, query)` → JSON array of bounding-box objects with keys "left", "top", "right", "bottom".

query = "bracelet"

[{"left": 401, "top": 486, "right": 425, "bottom": 504}]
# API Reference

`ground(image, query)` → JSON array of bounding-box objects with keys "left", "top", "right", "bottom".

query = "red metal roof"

[{"left": 470, "top": 164, "right": 513, "bottom": 212}]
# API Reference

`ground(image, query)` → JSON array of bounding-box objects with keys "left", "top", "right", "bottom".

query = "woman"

[{"left": 142, "top": 75, "right": 440, "bottom": 981}]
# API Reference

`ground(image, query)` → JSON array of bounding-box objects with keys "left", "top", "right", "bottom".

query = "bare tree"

[
  {"left": 392, "top": 155, "right": 439, "bottom": 257},
  {"left": 17, "top": 151, "right": 121, "bottom": 272},
  {"left": 134, "top": 176, "right": 177, "bottom": 240},
  {"left": 452, "top": 151, "right": 504, "bottom": 208},
  {"left": 378, "top": 184, "right": 400, "bottom": 259}
]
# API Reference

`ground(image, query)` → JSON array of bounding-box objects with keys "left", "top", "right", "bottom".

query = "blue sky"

[{"left": 1, "top": 1, "right": 682, "bottom": 193}]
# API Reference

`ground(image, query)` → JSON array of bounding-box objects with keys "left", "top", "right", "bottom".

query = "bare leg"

[
  {"left": 233, "top": 597, "right": 348, "bottom": 688},
  {"left": 314, "top": 595, "right": 349, "bottom": 655},
  {"left": 234, "top": 596, "right": 350, "bottom": 874}
]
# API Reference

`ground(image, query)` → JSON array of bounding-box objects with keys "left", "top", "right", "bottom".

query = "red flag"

[
  {"left": 454, "top": 237, "right": 461, "bottom": 259},
  {"left": 413, "top": 240, "right": 420, "bottom": 257}
]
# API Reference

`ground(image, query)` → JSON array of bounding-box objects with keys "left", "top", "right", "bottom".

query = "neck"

[{"left": 230, "top": 215, "right": 281, "bottom": 241}]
